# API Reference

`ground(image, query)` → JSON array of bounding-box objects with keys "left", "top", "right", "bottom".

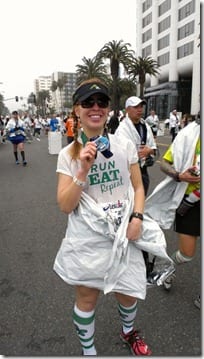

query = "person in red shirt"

[{"left": 65, "top": 112, "right": 80, "bottom": 144}]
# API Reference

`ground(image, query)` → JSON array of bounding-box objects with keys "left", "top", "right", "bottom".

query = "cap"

[
  {"left": 125, "top": 96, "right": 146, "bottom": 109},
  {"left": 73, "top": 82, "right": 110, "bottom": 105}
]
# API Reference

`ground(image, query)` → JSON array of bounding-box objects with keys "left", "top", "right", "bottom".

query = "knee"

[{"left": 76, "top": 287, "right": 99, "bottom": 311}]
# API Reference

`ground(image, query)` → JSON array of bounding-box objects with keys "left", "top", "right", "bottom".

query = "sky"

[{"left": 0, "top": 0, "right": 137, "bottom": 111}]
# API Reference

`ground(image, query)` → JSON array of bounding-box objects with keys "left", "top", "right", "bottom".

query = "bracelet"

[
  {"left": 174, "top": 172, "right": 181, "bottom": 182},
  {"left": 129, "top": 212, "right": 144, "bottom": 222},
  {"left": 73, "top": 176, "right": 86, "bottom": 187}
]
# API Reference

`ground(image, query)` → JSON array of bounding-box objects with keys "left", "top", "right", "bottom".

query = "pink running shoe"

[{"left": 120, "top": 329, "right": 152, "bottom": 356}]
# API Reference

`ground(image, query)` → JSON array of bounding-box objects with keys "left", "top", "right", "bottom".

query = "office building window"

[
  {"left": 142, "top": 29, "right": 152, "bottom": 42},
  {"left": 177, "top": 41, "right": 194, "bottom": 58},
  {"left": 178, "top": 0, "right": 195, "bottom": 20},
  {"left": 142, "top": 0, "right": 152, "bottom": 12},
  {"left": 159, "top": 0, "right": 171, "bottom": 16},
  {"left": 157, "top": 52, "right": 170, "bottom": 65},
  {"left": 142, "top": 13, "right": 152, "bottom": 27},
  {"left": 158, "top": 34, "right": 170, "bottom": 50},
  {"left": 158, "top": 16, "right": 171, "bottom": 33},
  {"left": 178, "top": 20, "right": 195, "bottom": 40},
  {"left": 142, "top": 45, "right": 152, "bottom": 57}
]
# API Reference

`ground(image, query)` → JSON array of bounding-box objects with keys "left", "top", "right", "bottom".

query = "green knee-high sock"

[
  {"left": 118, "top": 301, "right": 138, "bottom": 334},
  {"left": 73, "top": 304, "right": 97, "bottom": 356}
]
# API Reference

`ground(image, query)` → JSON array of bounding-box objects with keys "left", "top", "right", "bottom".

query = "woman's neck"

[{"left": 82, "top": 128, "right": 104, "bottom": 139}]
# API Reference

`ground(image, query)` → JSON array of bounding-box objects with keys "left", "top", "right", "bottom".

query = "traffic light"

[{"left": 15, "top": 96, "right": 19, "bottom": 102}]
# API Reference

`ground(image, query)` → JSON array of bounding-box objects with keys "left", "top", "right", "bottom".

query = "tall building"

[
  {"left": 51, "top": 72, "right": 77, "bottom": 113},
  {"left": 136, "top": 0, "right": 200, "bottom": 119},
  {"left": 34, "top": 76, "right": 52, "bottom": 98}
]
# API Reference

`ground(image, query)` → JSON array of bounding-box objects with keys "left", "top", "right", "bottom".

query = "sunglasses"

[{"left": 80, "top": 97, "right": 109, "bottom": 109}]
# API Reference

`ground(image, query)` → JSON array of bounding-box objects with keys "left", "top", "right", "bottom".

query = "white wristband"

[{"left": 73, "top": 176, "right": 86, "bottom": 187}]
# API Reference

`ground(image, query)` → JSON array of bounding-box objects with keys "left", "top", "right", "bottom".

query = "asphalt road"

[{"left": 0, "top": 131, "right": 201, "bottom": 357}]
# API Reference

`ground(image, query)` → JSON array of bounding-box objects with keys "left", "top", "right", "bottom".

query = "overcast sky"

[{"left": 0, "top": 0, "right": 137, "bottom": 110}]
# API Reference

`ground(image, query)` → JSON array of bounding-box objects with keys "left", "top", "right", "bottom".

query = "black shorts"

[{"left": 174, "top": 200, "right": 200, "bottom": 236}]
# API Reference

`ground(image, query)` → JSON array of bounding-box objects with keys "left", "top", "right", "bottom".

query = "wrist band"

[
  {"left": 129, "top": 212, "right": 144, "bottom": 222},
  {"left": 175, "top": 172, "right": 181, "bottom": 182},
  {"left": 73, "top": 176, "right": 86, "bottom": 187}
]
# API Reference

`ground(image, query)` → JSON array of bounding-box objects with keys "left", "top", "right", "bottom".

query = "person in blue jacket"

[
  {"left": 5, "top": 110, "right": 27, "bottom": 165},
  {"left": 49, "top": 114, "right": 59, "bottom": 131}
]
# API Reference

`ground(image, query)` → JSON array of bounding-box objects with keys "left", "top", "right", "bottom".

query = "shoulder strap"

[{"left": 135, "top": 122, "right": 147, "bottom": 144}]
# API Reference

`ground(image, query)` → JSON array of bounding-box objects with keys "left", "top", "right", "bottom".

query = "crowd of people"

[{"left": 1, "top": 81, "right": 200, "bottom": 356}]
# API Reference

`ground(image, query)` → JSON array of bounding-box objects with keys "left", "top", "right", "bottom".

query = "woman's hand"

[
  {"left": 79, "top": 142, "right": 97, "bottom": 174},
  {"left": 126, "top": 218, "right": 142, "bottom": 241}
]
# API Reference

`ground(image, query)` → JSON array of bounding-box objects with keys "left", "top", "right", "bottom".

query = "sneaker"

[
  {"left": 120, "top": 329, "right": 152, "bottom": 356},
  {"left": 194, "top": 295, "right": 200, "bottom": 309},
  {"left": 23, "top": 160, "right": 27, "bottom": 166},
  {"left": 16, "top": 160, "right": 19, "bottom": 165},
  {"left": 147, "top": 264, "right": 175, "bottom": 287},
  {"left": 163, "top": 272, "right": 175, "bottom": 291}
]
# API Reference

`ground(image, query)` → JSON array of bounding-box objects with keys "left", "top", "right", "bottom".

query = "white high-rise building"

[
  {"left": 34, "top": 76, "right": 52, "bottom": 97},
  {"left": 136, "top": 0, "right": 200, "bottom": 118},
  {"left": 51, "top": 72, "right": 77, "bottom": 114}
]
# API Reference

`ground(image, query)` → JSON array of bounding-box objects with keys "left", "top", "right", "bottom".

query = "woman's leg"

[
  {"left": 114, "top": 292, "right": 151, "bottom": 356},
  {"left": 114, "top": 292, "right": 137, "bottom": 334},
  {"left": 13, "top": 143, "right": 19, "bottom": 163},
  {"left": 73, "top": 286, "right": 100, "bottom": 356},
  {"left": 18, "top": 142, "right": 27, "bottom": 165}
]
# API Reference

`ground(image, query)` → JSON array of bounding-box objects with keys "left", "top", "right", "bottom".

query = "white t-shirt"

[{"left": 56, "top": 134, "right": 138, "bottom": 230}]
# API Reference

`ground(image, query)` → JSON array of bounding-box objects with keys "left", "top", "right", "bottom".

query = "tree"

[
  {"left": 76, "top": 56, "right": 108, "bottom": 85},
  {"left": 51, "top": 80, "right": 58, "bottom": 112},
  {"left": 36, "top": 90, "right": 50, "bottom": 116},
  {"left": 57, "top": 76, "right": 67, "bottom": 113},
  {"left": 51, "top": 80, "right": 58, "bottom": 93},
  {"left": 96, "top": 40, "right": 135, "bottom": 113},
  {"left": 27, "top": 92, "right": 36, "bottom": 105},
  {"left": 128, "top": 56, "right": 160, "bottom": 98},
  {"left": 0, "top": 93, "right": 9, "bottom": 116}
]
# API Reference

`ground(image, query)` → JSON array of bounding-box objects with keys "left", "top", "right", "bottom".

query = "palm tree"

[
  {"left": 51, "top": 80, "right": 58, "bottom": 93},
  {"left": 128, "top": 56, "right": 160, "bottom": 98},
  {"left": 96, "top": 40, "right": 135, "bottom": 113},
  {"left": 57, "top": 76, "right": 67, "bottom": 112},
  {"left": 36, "top": 90, "right": 50, "bottom": 116},
  {"left": 51, "top": 80, "right": 58, "bottom": 111},
  {"left": 0, "top": 93, "right": 8, "bottom": 116},
  {"left": 76, "top": 56, "right": 108, "bottom": 85}
]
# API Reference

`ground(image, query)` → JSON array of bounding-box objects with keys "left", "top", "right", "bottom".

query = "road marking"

[{"left": 157, "top": 142, "right": 169, "bottom": 147}]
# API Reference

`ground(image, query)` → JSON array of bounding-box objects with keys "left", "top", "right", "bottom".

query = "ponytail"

[{"left": 68, "top": 108, "right": 82, "bottom": 160}]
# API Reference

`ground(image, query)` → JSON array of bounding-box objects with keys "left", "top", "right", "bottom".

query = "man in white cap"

[
  {"left": 115, "top": 96, "right": 157, "bottom": 196},
  {"left": 169, "top": 109, "right": 180, "bottom": 142}
]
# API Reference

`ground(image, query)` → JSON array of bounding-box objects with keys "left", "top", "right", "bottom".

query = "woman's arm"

[
  {"left": 126, "top": 162, "right": 145, "bottom": 241},
  {"left": 57, "top": 141, "right": 97, "bottom": 213}
]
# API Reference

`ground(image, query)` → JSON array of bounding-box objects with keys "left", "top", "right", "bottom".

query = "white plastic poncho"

[
  {"left": 54, "top": 135, "right": 171, "bottom": 299},
  {"left": 145, "top": 121, "right": 200, "bottom": 229},
  {"left": 115, "top": 116, "right": 157, "bottom": 151}
]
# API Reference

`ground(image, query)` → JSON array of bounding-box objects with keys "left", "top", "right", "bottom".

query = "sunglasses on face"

[{"left": 80, "top": 97, "right": 109, "bottom": 109}]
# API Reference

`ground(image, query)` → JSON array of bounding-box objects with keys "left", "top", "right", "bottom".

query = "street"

[{"left": 0, "top": 131, "right": 201, "bottom": 357}]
